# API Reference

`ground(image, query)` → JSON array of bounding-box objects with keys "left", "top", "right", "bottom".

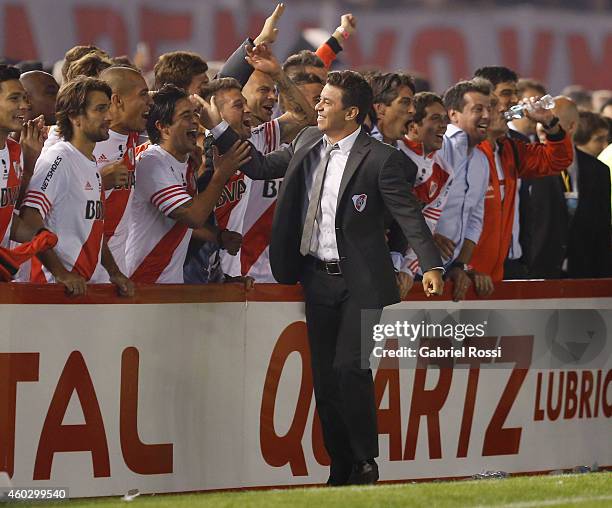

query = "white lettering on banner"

[
  {"left": 0, "top": 291, "right": 610, "bottom": 497},
  {"left": 0, "top": 2, "right": 611, "bottom": 93}
]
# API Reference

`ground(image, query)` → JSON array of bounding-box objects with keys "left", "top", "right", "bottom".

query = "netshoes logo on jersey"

[
  {"left": 40, "top": 156, "right": 62, "bottom": 191},
  {"left": 0, "top": 185, "right": 19, "bottom": 208}
]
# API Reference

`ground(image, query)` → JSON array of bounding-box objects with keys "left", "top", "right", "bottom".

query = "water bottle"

[{"left": 504, "top": 94, "right": 555, "bottom": 121}]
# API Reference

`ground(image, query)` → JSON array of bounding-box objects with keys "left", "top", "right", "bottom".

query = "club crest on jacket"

[{"left": 352, "top": 193, "right": 367, "bottom": 212}]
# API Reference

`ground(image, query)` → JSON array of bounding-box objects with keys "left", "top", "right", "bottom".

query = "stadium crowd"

[{"left": 0, "top": 3, "right": 610, "bottom": 299}]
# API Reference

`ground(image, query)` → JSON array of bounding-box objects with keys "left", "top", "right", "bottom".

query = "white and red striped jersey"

[
  {"left": 215, "top": 119, "right": 281, "bottom": 282},
  {"left": 21, "top": 141, "right": 105, "bottom": 282},
  {"left": 399, "top": 138, "right": 453, "bottom": 276},
  {"left": 90, "top": 130, "right": 138, "bottom": 280},
  {"left": 0, "top": 138, "right": 23, "bottom": 247},
  {"left": 126, "top": 144, "right": 196, "bottom": 283}
]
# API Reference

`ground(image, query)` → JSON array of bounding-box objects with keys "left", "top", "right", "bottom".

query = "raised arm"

[
  {"left": 217, "top": 3, "right": 285, "bottom": 86},
  {"left": 316, "top": 13, "right": 357, "bottom": 69},
  {"left": 245, "top": 43, "right": 316, "bottom": 143}
]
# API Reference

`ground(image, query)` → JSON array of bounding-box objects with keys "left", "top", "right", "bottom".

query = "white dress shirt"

[
  {"left": 306, "top": 127, "right": 362, "bottom": 261},
  {"left": 435, "top": 124, "right": 489, "bottom": 265}
]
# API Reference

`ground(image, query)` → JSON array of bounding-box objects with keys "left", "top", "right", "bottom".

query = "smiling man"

[
  {"left": 0, "top": 64, "right": 45, "bottom": 249},
  {"left": 87, "top": 66, "right": 153, "bottom": 280},
  {"left": 472, "top": 66, "right": 573, "bottom": 283},
  {"left": 409, "top": 79, "right": 494, "bottom": 301},
  {"left": 210, "top": 44, "right": 316, "bottom": 283},
  {"left": 20, "top": 76, "right": 133, "bottom": 297},
  {"left": 126, "top": 84, "right": 249, "bottom": 283},
  {"left": 400, "top": 93, "right": 452, "bottom": 277},
  {"left": 204, "top": 69, "right": 444, "bottom": 486}
]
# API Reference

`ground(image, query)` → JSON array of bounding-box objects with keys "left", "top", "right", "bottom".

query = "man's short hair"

[
  {"left": 154, "top": 51, "right": 208, "bottom": 91},
  {"left": 289, "top": 72, "right": 325, "bottom": 87},
  {"left": 62, "top": 45, "right": 109, "bottom": 81},
  {"left": 574, "top": 111, "right": 609, "bottom": 145},
  {"left": 412, "top": 92, "right": 445, "bottom": 124},
  {"left": 199, "top": 77, "right": 242, "bottom": 102},
  {"left": 561, "top": 85, "right": 593, "bottom": 111},
  {"left": 368, "top": 72, "right": 415, "bottom": 106},
  {"left": 326, "top": 70, "right": 373, "bottom": 125},
  {"left": 111, "top": 56, "right": 138, "bottom": 70},
  {"left": 65, "top": 53, "right": 113, "bottom": 82},
  {"left": 517, "top": 78, "right": 547, "bottom": 98},
  {"left": 283, "top": 50, "right": 325, "bottom": 74},
  {"left": 146, "top": 84, "right": 188, "bottom": 144},
  {"left": 474, "top": 66, "right": 518, "bottom": 87},
  {"left": 443, "top": 78, "right": 492, "bottom": 113},
  {"left": 56, "top": 76, "right": 111, "bottom": 141},
  {"left": 0, "top": 64, "right": 21, "bottom": 88}
]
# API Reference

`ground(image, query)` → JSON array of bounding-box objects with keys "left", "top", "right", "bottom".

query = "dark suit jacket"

[
  {"left": 522, "top": 173, "right": 568, "bottom": 278},
  {"left": 567, "top": 149, "right": 612, "bottom": 278},
  {"left": 216, "top": 38, "right": 254, "bottom": 86},
  {"left": 216, "top": 125, "right": 442, "bottom": 308},
  {"left": 524, "top": 148, "right": 612, "bottom": 278}
]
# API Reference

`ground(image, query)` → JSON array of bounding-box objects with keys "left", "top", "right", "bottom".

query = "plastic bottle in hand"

[{"left": 504, "top": 94, "right": 555, "bottom": 121}]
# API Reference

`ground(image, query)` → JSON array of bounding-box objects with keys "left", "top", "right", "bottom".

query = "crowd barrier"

[{"left": 1, "top": 279, "right": 611, "bottom": 498}]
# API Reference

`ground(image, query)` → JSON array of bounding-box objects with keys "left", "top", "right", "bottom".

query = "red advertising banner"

[{"left": 0, "top": 280, "right": 610, "bottom": 497}]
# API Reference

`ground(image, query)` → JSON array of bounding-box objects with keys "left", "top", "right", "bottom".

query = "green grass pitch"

[{"left": 17, "top": 471, "right": 612, "bottom": 508}]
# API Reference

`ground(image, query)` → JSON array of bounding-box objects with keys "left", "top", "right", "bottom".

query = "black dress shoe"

[
  {"left": 347, "top": 459, "right": 379, "bottom": 485},
  {"left": 326, "top": 461, "right": 352, "bottom": 486}
]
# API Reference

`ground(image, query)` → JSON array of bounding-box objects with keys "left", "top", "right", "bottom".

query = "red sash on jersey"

[
  {"left": 130, "top": 222, "right": 189, "bottom": 283},
  {"left": 0, "top": 139, "right": 22, "bottom": 243},
  {"left": 104, "top": 132, "right": 139, "bottom": 239},
  {"left": 72, "top": 189, "right": 105, "bottom": 281}
]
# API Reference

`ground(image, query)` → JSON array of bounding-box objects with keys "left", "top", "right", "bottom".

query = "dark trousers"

[{"left": 301, "top": 259, "right": 381, "bottom": 472}]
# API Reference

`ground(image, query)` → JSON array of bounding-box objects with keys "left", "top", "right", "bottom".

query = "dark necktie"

[{"left": 299, "top": 143, "right": 337, "bottom": 256}]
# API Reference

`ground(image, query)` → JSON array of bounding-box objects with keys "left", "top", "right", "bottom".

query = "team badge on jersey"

[
  {"left": 428, "top": 181, "right": 438, "bottom": 198},
  {"left": 352, "top": 194, "right": 367, "bottom": 212}
]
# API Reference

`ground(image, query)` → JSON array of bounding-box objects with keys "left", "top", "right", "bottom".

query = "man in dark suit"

[
  {"left": 526, "top": 98, "right": 611, "bottom": 278},
  {"left": 199, "top": 67, "right": 444, "bottom": 485}
]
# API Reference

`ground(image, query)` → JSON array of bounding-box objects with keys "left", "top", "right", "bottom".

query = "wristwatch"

[{"left": 449, "top": 260, "right": 468, "bottom": 271}]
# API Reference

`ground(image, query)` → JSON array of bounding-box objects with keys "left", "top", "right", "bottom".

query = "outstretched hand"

[
  {"left": 211, "top": 141, "right": 252, "bottom": 181},
  {"left": 245, "top": 43, "right": 281, "bottom": 77},
  {"left": 254, "top": 3, "right": 285, "bottom": 45}
]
